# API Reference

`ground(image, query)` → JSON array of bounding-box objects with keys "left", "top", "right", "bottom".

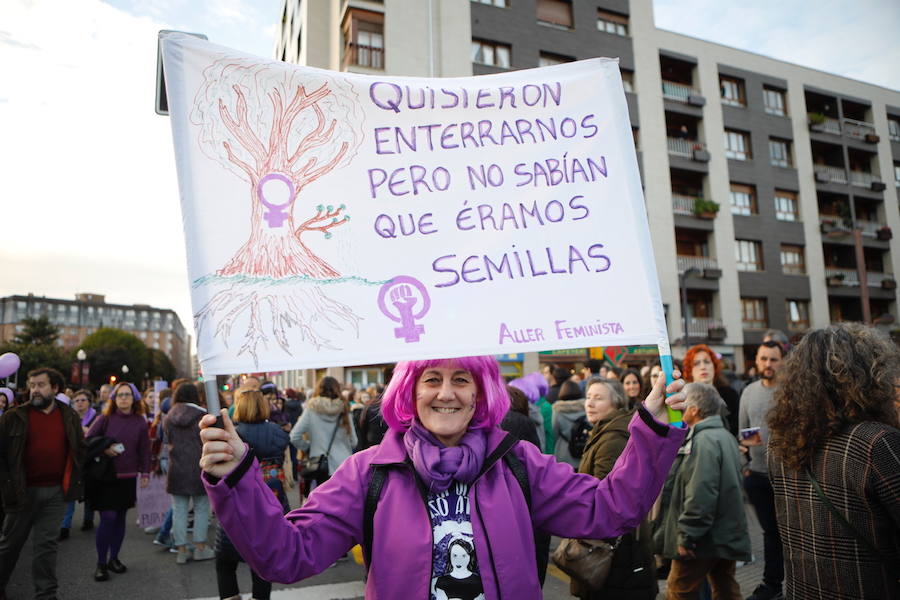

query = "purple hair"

[
  {"left": 381, "top": 356, "right": 508, "bottom": 431},
  {"left": 525, "top": 371, "right": 549, "bottom": 397},
  {"left": 509, "top": 377, "right": 539, "bottom": 404}
]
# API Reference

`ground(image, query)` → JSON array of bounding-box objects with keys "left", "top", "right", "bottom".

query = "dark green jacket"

[
  {"left": 654, "top": 416, "right": 750, "bottom": 561},
  {"left": 0, "top": 400, "right": 87, "bottom": 511}
]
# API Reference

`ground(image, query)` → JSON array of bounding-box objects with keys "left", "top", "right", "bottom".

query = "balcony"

[
  {"left": 662, "top": 81, "right": 701, "bottom": 103},
  {"left": 346, "top": 43, "right": 384, "bottom": 69},
  {"left": 677, "top": 255, "right": 718, "bottom": 273},
  {"left": 809, "top": 115, "right": 841, "bottom": 135},
  {"left": 815, "top": 165, "right": 848, "bottom": 184},
  {"left": 825, "top": 267, "right": 859, "bottom": 286},
  {"left": 672, "top": 194, "right": 696, "bottom": 216},
  {"left": 667, "top": 137, "right": 708, "bottom": 160},
  {"left": 843, "top": 118, "right": 876, "bottom": 141},
  {"left": 849, "top": 170, "right": 880, "bottom": 188},
  {"left": 856, "top": 220, "right": 888, "bottom": 238},
  {"left": 685, "top": 317, "right": 726, "bottom": 339}
]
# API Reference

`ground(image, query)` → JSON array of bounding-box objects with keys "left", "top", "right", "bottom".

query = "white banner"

[{"left": 161, "top": 33, "right": 669, "bottom": 374}]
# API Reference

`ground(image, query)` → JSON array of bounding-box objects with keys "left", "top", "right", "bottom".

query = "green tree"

[
  {"left": 0, "top": 317, "right": 69, "bottom": 383},
  {"left": 79, "top": 328, "right": 149, "bottom": 386},
  {"left": 147, "top": 348, "right": 177, "bottom": 383}
]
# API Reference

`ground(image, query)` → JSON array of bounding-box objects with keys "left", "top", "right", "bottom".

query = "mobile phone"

[
  {"left": 112, "top": 443, "right": 126, "bottom": 454},
  {"left": 739, "top": 427, "right": 761, "bottom": 440}
]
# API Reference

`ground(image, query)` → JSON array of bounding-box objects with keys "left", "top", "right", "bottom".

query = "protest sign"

[
  {"left": 136, "top": 474, "right": 169, "bottom": 529},
  {"left": 161, "top": 33, "right": 670, "bottom": 374}
]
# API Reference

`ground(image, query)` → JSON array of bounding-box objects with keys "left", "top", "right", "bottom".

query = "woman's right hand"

[{"left": 199, "top": 409, "right": 246, "bottom": 479}]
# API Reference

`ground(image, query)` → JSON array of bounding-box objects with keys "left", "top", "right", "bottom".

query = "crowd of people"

[{"left": 0, "top": 323, "right": 898, "bottom": 600}]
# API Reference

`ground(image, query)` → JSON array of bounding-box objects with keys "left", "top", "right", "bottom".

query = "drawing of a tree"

[{"left": 189, "top": 57, "right": 365, "bottom": 362}]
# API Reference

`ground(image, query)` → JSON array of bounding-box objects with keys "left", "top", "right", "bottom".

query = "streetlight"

[
  {"left": 76, "top": 349, "right": 86, "bottom": 385},
  {"left": 679, "top": 267, "right": 701, "bottom": 349},
  {"left": 121, "top": 365, "right": 129, "bottom": 380}
]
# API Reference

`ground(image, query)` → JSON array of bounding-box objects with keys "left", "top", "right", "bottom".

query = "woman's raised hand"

[
  {"left": 199, "top": 409, "right": 246, "bottom": 479},
  {"left": 643, "top": 368, "right": 687, "bottom": 421}
]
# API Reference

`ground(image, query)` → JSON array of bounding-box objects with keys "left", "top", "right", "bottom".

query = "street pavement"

[{"left": 7, "top": 492, "right": 765, "bottom": 600}]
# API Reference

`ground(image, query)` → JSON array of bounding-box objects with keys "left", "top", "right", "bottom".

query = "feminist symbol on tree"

[
  {"left": 257, "top": 173, "right": 294, "bottom": 228},
  {"left": 377, "top": 276, "right": 431, "bottom": 343}
]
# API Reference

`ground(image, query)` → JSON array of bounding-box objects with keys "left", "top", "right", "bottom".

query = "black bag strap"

[
  {"left": 502, "top": 449, "right": 532, "bottom": 514},
  {"left": 806, "top": 468, "right": 899, "bottom": 577},
  {"left": 324, "top": 418, "right": 341, "bottom": 456},
  {"left": 362, "top": 465, "right": 388, "bottom": 568}
]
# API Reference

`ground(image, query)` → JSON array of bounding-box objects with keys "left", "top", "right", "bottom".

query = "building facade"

[
  {"left": 0, "top": 293, "right": 191, "bottom": 377},
  {"left": 276, "top": 0, "right": 900, "bottom": 373}
]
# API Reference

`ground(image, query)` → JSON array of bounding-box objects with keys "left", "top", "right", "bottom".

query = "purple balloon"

[{"left": 0, "top": 353, "right": 20, "bottom": 379}]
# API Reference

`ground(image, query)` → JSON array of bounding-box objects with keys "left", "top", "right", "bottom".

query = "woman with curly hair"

[
  {"left": 767, "top": 324, "right": 900, "bottom": 600},
  {"left": 682, "top": 344, "right": 739, "bottom": 435}
]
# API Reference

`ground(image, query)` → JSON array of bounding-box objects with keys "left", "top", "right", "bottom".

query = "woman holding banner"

[{"left": 199, "top": 356, "right": 688, "bottom": 598}]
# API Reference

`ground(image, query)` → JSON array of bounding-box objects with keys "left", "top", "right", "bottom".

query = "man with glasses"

[{"left": 0, "top": 367, "right": 86, "bottom": 600}]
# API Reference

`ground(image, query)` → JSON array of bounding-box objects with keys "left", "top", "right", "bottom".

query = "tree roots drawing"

[{"left": 195, "top": 284, "right": 359, "bottom": 366}]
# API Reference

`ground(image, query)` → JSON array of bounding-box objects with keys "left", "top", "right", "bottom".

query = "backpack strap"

[
  {"left": 502, "top": 449, "right": 532, "bottom": 514},
  {"left": 362, "top": 464, "right": 388, "bottom": 569}
]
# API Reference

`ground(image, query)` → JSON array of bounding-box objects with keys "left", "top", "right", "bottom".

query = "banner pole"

[{"left": 659, "top": 350, "right": 682, "bottom": 427}]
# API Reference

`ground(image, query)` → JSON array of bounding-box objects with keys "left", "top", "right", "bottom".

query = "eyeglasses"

[
  {"left": 74, "top": 397, "right": 89, "bottom": 402},
  {"left": 115, "top": 392, "right": 134, "bottom": 398}
]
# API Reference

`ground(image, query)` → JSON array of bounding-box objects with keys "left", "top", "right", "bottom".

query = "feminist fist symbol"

[{"left": 377, "top": 276, "right": 431, "bottom": 343}]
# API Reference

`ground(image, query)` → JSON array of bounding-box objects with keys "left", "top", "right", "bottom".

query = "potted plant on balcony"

[
  {"left": 692, "top": 198, "right": 720, "bottom": 219},
  {"left": 707, "top": 325, "right": 726, "bottom": 341},
  {"left": 826, "top": 273, "right": 846, "bottom": 287},
  {"left": 881, "top": 277, "right": 897, "bottom": 290},
  {"left": 691, "top": 143, "right": 710, "bottom": 163},
  {"left": 877, "top": 226, "right": 892, "bottom": 241},
  {"left": 808, "top": 112, "right": 827, "bottom": 131}
]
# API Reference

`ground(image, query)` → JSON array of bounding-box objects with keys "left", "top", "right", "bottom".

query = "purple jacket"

[{"left": 204, "top": 406, "right": 685, "bottom": 599}]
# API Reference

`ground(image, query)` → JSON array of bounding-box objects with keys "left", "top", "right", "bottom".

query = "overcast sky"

[{"left": 1, "top": 0, "right": 897, "bottom": 353}]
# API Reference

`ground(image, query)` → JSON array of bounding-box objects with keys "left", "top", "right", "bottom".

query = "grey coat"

[
  {"left": 552, "top": 399, "right": 586, "bottom": 467},
  {"left": 164, "top": 402, "right": 206, "bottom": 497},
  {"left": 289, "top": 396, "right": 357, "bottom": 475}
]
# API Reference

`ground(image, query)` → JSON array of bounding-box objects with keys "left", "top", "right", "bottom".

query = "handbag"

[
  {"left": 551, "top": 536, "right": 620, "bottom": 590},
  {"left": 301, "top": 418, "right": 341, "bottom": 479}
]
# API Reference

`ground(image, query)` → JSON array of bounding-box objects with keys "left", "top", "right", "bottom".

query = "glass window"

[
  {"left": 621, "top": 69, "right": 635, "bottom": 93},
  {"left": 741, "top": 298, "right": 768, "bottom": 329},
  {"left": 730, "top": 183, "right": 757, "bottom": 216},
  {"left": 786, "top": 300, "right": 810, "bottom": 330},
  {"left": 763, "top": 87, "right": 786, "bottom": 116},
  {"left": 720, "top": 76, "right": 745, "bottom": 107},
  {"left": 597, "top": 9, "right": 628, "bottom": 36},
  {"left": 725, "top": 129, "right": 751, "bottom": 160},
  {"left": 343, "top": 8, "right": 384, "bottom": 70},
  {"left": 536, "top": 0, "right": 573, "bottom": 28},
  {"left": 769, "top": 138, "right": 792, "bottom": 167},
  {"left": 472, "top": 39, "right": 511, "bottom": 68},
  {"left": 774, "top": 190, "right": 799, "bottom": 221},
  {"left": 780, "top": 244, "right": 806, "bottom": 275},
  {"left": 472, "top": 0, "right": 508, "bottom": 6},
  {"left": 735, "top": 240, "right": 763, "bottom": 271},
  {"left": 538, "top": 52, "right": 574, "bottom": 67},
  {"left": 889, "top": 117, "right": 900, "bottom": 141},
  {"left": 893, "top": 162, "right": 900, "bottom": 185}
]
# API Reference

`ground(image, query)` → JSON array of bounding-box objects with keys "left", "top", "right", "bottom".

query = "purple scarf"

[
  {"left": 403, "top": 421, "right": 487, "bottom": 493},
  {"left": 81, "top": 406, "right": 97, "bottom": 427}
]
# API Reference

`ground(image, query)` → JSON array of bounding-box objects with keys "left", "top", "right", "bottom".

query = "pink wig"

[
  {"left": 525, "top": 371, "right": 549, "bottom": 397},
  {"left": 381, "top": 356, "right": 509, "bottom": 431}
]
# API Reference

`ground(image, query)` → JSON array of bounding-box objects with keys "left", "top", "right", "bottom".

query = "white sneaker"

[
  {"left": 193, "top": 546, "right": 215, "bottom": 561},
  {"left": 176, "top": 549, "right": 191, "bottom": 565}
]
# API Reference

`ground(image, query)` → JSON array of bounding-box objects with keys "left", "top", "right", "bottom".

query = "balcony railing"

[
  {"left": 849, "top": 170, "right": 878, "bottom": 188},
  {"left": 856, "top": 220, "right": 884, "bottom": 237},
  {"left": 815, "top": 164, "right": 848, "bottom": 184},
  {"left": 672, "top": 194, "right": 696, "bottom": 215},
  {"left": 667, "top": 137, "right": 702, "bottom": 157},
  {"left": 677, "top": 255, "right": 718, "bottom": 273},
  {"left": 842, "top": 118, "right": 875, "bottom": 139},
  {"left": 661, "top": 80, "right": 699, "bottom": 103},
  {"left": 346, "top": 43, "right": 384, "bottom": 69},
  {"left": 825, "top": 267, "right": 859, "bottom": 286},
  {"left": 685, "top": 317, "right": 724, "bottom": 338},
  {"left": 818, "top": 117, "right": 842, "bottom": 134}
]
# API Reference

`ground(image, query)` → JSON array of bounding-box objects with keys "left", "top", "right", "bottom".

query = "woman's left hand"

[
  {"left": 643, "top": 368, "right": 687, "bottom": 421},
  {"left": 140, "top": 475, "right": 150, "bottom": 488}
]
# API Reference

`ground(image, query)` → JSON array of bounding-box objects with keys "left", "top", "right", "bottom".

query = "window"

[
  {"left": 720, "top": 76, "right": 745, "bottom": 107},
  {"left": 537, "top": 0, "right": 573, "bottom": 28},
  {"left": 730, "top": 183, "right": 757, "bottom": 216},
  {"left": 597, "top": 9, "right": 628, "bottom": 36},
  {"left": 471, "top": 39, "right": 511, "bottom": 68},
  {"left": 741, "top": 298, "right": 768, "bottom": 329},
  {"left": 889, "top": 117, "right": 900, "bottom": 142},
  {"left": 735, "top": 240, "right": 763, "bottom": 271},
  {"left": 538, "top": 51, "right": 574, "bottom": 67},
  {"left": 343, "top": 9, "right": 384, "bottom": 69},
  {"left": 769, "top": 138, "right": 792, "bottom": 167},
  {"left": 763, "top": 86, "right": 787, "bottom": 116},
  {"left": 780, "top": 244, "right": 806, "bottom": 275},
  {"left": 894, "top": 162, "right": 900, "bottom": 186},
  {"left": 724, "top": 129, "right": 751, "bottom": 160},
  {"left": 472, "top": 0, "right": 508, "bottom": 6},
  {"left": 774, "top": 190, "right": 799, "bottom": 221},
  {"left": 786, "top": 300, "right": 810, "bottom": 330},
  {"left": 621, "top": 69, "right": 635, "bottom": 93}
]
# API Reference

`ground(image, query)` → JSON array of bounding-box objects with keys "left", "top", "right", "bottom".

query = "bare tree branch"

[
  {"left": 218, "top": 86, "right": 267, "bottom": 169},
  {"left": 222, "top": 141, "right": 258, "bottom": 181}
]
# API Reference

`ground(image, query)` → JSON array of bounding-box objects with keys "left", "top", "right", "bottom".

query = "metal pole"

[
  {"left": 204, "top": 378, "right": 221, "bottom": 414},
  {"left": 680, "top": 271, "right": 690, "bottom": 349}
]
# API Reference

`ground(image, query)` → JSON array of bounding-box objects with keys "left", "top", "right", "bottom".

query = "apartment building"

[
  {"left": 0, "top": 293, "right": 191, "bottom": 377},
  {"left": 276, "top": 0, "right": 900, "bottom": 372}
]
